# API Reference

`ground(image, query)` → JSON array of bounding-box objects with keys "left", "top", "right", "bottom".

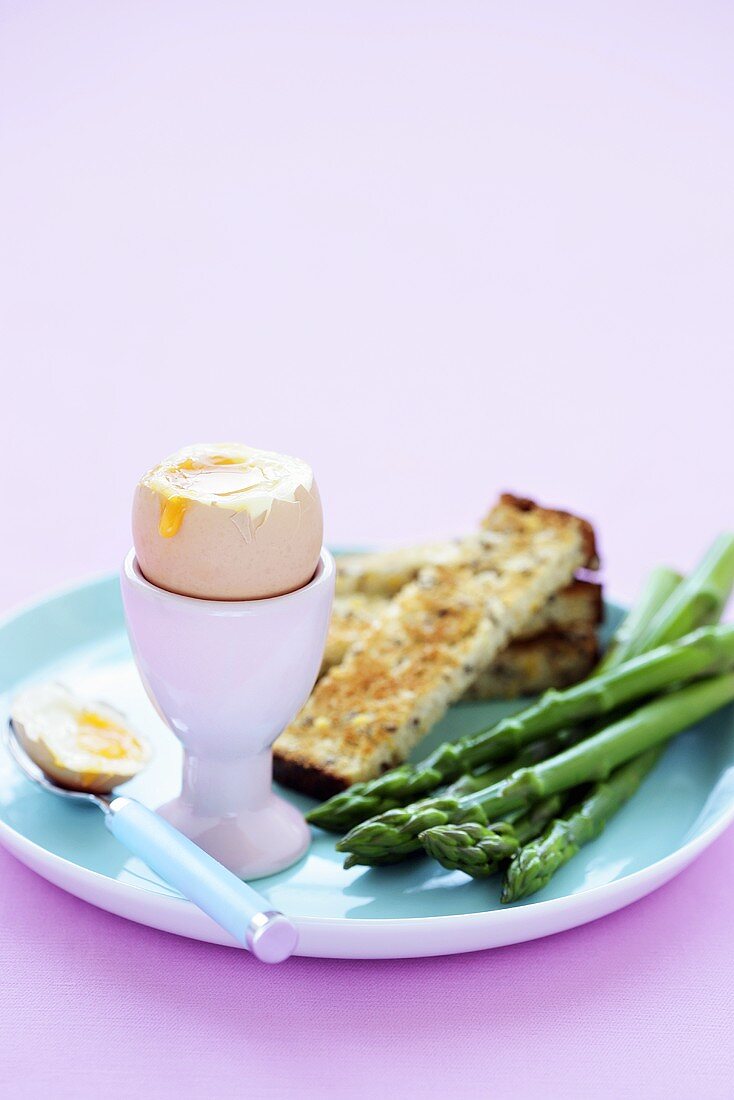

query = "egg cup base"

[{"left": 156, "top": 788, "right": 311, "bottom": 879}]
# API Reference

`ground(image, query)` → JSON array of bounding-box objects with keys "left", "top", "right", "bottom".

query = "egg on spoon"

[
  {"left": 132, "top": 442, "right": 323, "bottom": 600},
  {"left": 10, "top": 682, "right": 151, "bottom": 794}
]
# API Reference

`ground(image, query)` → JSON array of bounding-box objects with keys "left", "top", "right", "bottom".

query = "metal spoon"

[{"left": 6, "top": 721, "right": 299, "bottom": 963}]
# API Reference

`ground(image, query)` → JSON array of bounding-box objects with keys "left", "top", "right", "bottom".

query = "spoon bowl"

[{"left": 6, "top": 721, "right": 111, "bottom": 809}]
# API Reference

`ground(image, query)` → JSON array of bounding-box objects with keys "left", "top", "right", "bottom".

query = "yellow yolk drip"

[
  {"left": 75, "top": 710, "right": 144, "bottom": 762},
  {"left": 159, "top": 496, "right": 189, "bottom": 537},
  {"left": 158, "top": 455, "right": 246, "bottom": 537}
]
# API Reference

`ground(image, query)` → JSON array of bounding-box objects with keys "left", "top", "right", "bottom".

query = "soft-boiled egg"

[
  {"left": 10, "top": 682, "right": 152, "bottom": 794},
  {"left": 132, "top": 442, "right": 323, "bottom": 600}
]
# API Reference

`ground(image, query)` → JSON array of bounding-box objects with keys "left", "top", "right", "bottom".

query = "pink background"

[{"left": 1, "top": 3, "right": 733, "bottom": 1097}]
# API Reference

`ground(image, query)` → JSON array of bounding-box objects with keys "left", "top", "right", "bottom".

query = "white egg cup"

[{"left": 120, "top": 548, "right": 335, "bottom": 879}]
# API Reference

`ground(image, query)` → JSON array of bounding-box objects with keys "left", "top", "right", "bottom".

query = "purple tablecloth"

[
  {"left": 2, "top": 830, "right": 732, "bottom": 1098},
  {"left": 2, "top": 3, "right": 732, "bottom": 1096}
]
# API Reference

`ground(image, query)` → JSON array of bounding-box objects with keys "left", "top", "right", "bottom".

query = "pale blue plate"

[{"left": 1, "top": 568, "right": 733, "bottom": 958}]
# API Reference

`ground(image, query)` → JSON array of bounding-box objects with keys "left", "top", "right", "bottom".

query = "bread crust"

[{"left": 495, "top": 494, "right": 599, "bottom": 571}]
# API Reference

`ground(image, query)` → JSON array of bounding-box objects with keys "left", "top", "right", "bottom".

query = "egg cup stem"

[{"left": 182, "top": 749, "right": 272, "bottom": 815}]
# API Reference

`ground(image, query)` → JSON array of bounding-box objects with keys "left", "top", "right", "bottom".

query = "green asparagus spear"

[
  {"left": 420, "top": 794, "right": 565, "bottom": 877},
  {"left": 491, "top": 560, "right": 723, "bottom": 896},
  {"left": 596, "top": 566, "right": 682, "bottom": 672},
  {"left": 337, "top": 672, "right": 734, "bottom": 865},
  {"left": 501, "top": 746, "right": 664, "bottom": 901},
  {"left": 625, "top": 534, "right": 734, "bottom": 658},
  {"left": 418, "top": 820, "right": 520, "bottom": 876},
  {"left": 446, "top": 728, "right": 584, "bottom": 797},
  {"left": 313, "top": 623, "right": 734, "bottom": 833},
  {"left": 448, "top": 566, "right": 681, "bottom": 805}
]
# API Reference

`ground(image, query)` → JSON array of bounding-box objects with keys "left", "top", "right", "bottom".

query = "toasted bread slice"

[
  {"left": 322, "top": 579, "right": 602, "bottom": 674},
  {"left": 274, "top": 495, "right": 591, "bottom": 798},
  {"left": 335, "top": 494, "right": 598, "bottom": 597},
  {"left": 466, "top": 626, "right": 600, "bottom": 700},
  {"left": 335, "top": 541, "right": 463, "bottom": 597}
]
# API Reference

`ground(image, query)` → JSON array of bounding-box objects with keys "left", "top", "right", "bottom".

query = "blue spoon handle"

[{"left": 104, "top": 796, "right": 298, "bottom": 963}]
